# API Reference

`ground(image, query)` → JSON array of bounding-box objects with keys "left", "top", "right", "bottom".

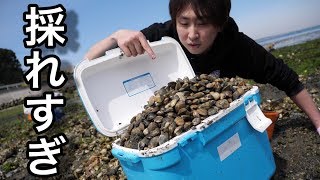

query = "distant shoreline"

[
  {"left": 256, "top": 25, "right": 320, "bottom": 50},
  {"left": 256, "top": 24, "right": 320, "bottom": 43}
]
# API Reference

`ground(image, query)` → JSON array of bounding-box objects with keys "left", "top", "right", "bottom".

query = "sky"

[{"left": 1, "top": 0, "right": 320, "bottom": 70}]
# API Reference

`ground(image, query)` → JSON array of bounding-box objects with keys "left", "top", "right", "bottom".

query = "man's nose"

[{"left": 188, "top": 26, "right": 199, "bottom": 40}]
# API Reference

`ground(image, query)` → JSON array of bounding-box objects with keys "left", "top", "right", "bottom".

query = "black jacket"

[{"left": 141, "top": 17, "right": 304, "bottom": 97}]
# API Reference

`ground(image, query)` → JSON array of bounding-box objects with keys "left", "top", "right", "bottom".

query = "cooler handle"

[
  {"left": 111, "top": 148, "right": 140, "bottom": 163},
  {"left": 178, "top": 131, "right": 197, "bottom": 147}
]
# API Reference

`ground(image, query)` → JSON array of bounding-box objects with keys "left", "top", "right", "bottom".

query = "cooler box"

[{"left": 74, "top": 37, "right": 276, "bottom": 179}]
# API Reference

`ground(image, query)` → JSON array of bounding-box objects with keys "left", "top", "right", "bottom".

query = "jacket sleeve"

[
  {"left": 234, "top": 32, "right": 304, "bottom": 97},
  {"left": 140, "top": 20, "right": 174, "bottom": 42}
]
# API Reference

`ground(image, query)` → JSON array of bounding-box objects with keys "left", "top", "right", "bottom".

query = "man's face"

[{"left": 176, "top": 5, "right": 221, "bottom": 55}]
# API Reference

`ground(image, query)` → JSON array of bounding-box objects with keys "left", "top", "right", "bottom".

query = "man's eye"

[
  {"left": 179, "top": 22, "right": 188, "bottom": 26},
  {"left": 197, "top": 21, "right": 207, "bottom": 26},
  {"left": 197, "top": 19, "right": 209, "bottom": 26}
]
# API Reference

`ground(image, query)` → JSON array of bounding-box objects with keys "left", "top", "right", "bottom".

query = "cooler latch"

[{"left": 245, "top": 100, "right": 272, "bottom": 132}]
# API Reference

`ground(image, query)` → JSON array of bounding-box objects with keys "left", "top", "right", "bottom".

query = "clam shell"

[
  {"left": 120, "top": 76, "right": 251, "bottom": 150},
  {"left": 174, "top": 117, "right": 185, "bottom": 126}
]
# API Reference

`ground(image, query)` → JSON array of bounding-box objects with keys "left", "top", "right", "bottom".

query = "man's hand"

[
  {"left": 111, "top": 30, "right": 156, "bottom": 59},
  {"left": 84, "top": 29, "right": 156, "bottom": 60},
  {"left": 290, "top": 89, "right": 320, "bottom": 136}
]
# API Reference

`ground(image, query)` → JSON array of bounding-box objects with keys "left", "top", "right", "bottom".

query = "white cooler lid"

[{"left": 74, "top": 37, "right": 195, "bottom": 137}]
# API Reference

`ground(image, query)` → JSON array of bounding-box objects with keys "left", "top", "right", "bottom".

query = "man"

[{"left": 85, "top": 0, "right": 320, "bottom": 135}]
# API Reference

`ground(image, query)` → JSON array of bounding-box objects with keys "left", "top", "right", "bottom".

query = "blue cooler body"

[
  {"left": 112, "top": 91, "right": 276, "bottom": 180},
  {"left": 74, "top": 37, "right": 276, "bottom": 180}
]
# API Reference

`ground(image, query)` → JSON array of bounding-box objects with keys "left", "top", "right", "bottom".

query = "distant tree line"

[{"left": 0, "top": 48, "right": 23, "bottom": 85}]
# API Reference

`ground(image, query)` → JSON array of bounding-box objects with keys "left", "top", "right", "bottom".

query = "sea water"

[{"left": 256, "top": 25, "right": 320, "bottom": 49}]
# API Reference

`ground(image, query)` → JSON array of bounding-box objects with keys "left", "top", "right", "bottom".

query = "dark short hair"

[{"left": 169, "top": 0, "right": 231, "bottom": 27}]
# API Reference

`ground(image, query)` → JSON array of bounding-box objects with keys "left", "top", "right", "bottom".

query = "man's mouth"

[{"left": 188, "top": 43, "right": 200, "bottom": 48}]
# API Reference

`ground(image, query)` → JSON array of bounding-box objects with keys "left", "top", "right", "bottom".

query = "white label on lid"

[
  {"left": 217, "top": 133, "right": 241, "bottom": 161},
  {"left": 123, "top": 73, "right": 156, "bottom": 97}
]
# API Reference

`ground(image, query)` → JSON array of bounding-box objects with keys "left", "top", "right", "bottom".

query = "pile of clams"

[{"left": 119, "top": 74, "right": 252, "bottom": 150}]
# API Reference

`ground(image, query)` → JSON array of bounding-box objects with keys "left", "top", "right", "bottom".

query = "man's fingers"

[
  {"left": 127, "top": 43, "right": 138, "bottom": 57},
  {"left": 118, "top": 32, "right": 155, "bottom": 59},
  {"left": 133, "top": 40, "right": 144, "bottom": 55},
  {"left": 138, "top": 35, "right": 156, "bottom": 59},
  {"left": 119, "top": 45, "right": 131, "bottom": 57}
]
